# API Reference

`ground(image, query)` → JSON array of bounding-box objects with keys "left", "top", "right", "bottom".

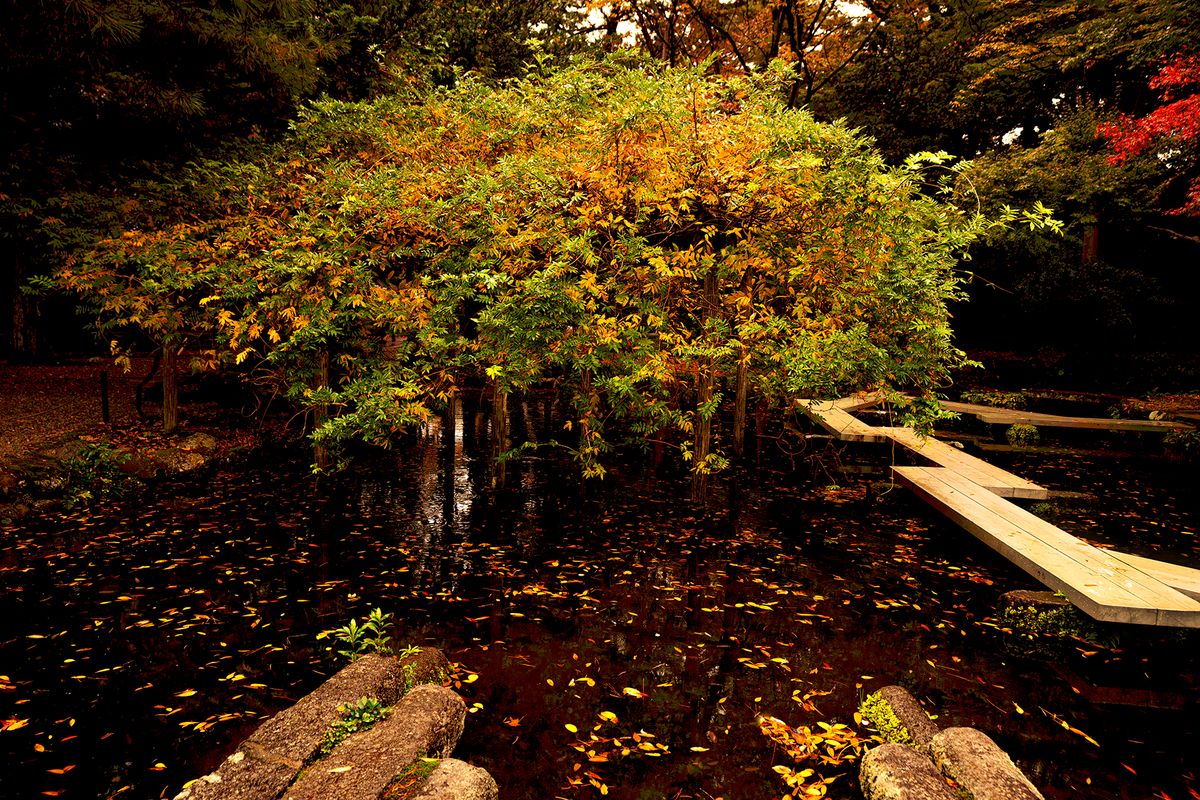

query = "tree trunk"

[
  {"left": 444, "top": 388, "right": 460, "bottom": 449},
  {"left": 161, "top": 344, "right": 179, "bottom": 434},
  {"left": 692, "top": 366, "right": 714, "bottom": 500},
  {"left": 732, "top": 351, "right": 748, "bottom": 458},
  {"left": 691, "top": 269, "right": 719, "bottom": 500},
  {"left": 490, "top": 382, "right": 508, "bottom": 488},
  {"left": 1082, "top": 224, "right": 1099, "bottom": 263},
  {"left": 7, "top": 252, "right": 38, "bottom": 359},
  {"left": 753, "top": 397, "right": 768, "bottom": 466},
  {"left": 313, "top": 348, "right": 331, "bottom": 470}
]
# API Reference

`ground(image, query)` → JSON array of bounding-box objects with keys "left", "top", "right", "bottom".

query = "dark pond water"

[{"left": 2, "top": 397, "right": 1199, "bottom": 800}]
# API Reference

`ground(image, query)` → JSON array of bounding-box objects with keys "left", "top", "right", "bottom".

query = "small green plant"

[
  {"left": 1006, "top": 423, "right": 1040, "bottom": 447},
  {"left": 961, "top": 390, "right": 1027, "bottom": 410},
  {"left": 1164, "top": 429, "right": 1200, "bottom": 461},
  {"left": 62, "top": 442, "right": 135, "bottom": 507},
  {"left": 320, "top": 696, "right": 389, "bottom": 756},
  {"left": 858, "top": 692, "right": 912, "bottom": 745},
  {"left": 320, "top": 607, "right": 395, "bottom": 661}
]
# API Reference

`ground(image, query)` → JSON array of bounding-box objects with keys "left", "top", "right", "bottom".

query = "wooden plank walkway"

[
  {"left": 831, "top": 392, "right": 888, "bottom": 413},
  {"left": 799, "top": 395, "right": 1200, "bottom": 626},
  {"left": 798, "top": 399, "right": 1049, "bottom": 499},
  {"left": 1106, "top": 551, "right": 1200, "bottom": 601},
  {"left": 878, "top": 426, "right": 1048, "bottom": 500},
  {"left": 797, "top": 400, "right": 889, "bottom": 442},
  {"left": 937, "top": 400, "right": 1194, "bottom": 433},
  {"left": 892, "top": 466, "right": 1200, "bottom": 628}
]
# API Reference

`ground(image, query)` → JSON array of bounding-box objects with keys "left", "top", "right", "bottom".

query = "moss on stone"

[
  {"left": 1000, "top": 602, "right": 1099, "bottom": 641},
  {"left": 381, "top": 758, "right": 441, "bottom": 800},
  {"left": 860, "top": 691, "right": 913, "bottom": 745}
]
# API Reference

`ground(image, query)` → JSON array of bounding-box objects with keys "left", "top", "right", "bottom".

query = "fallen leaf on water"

[{"left": 2, "top": 718, "right": 29, "bottom": 732}]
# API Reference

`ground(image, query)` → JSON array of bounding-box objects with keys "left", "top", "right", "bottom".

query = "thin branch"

[{"left": 1148, "top": 224, "right": 1200, "bottom": 247}]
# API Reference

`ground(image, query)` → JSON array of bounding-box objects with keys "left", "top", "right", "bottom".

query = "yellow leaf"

[{"left": 565, "top": 723, "right": 578, "bottom": 733}]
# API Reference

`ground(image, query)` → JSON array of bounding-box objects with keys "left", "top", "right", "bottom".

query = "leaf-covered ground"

[{"left": 1, "top": 398, "right": 1198, "bottom": 800}]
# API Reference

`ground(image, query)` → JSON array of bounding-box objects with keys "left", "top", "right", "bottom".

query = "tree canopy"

[{"left": 58, "top": 54, "right": 1053, "bottom": 480}]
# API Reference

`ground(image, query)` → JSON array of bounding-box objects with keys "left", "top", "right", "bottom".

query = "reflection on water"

[{"left": 0, "top": 394, "right": 1198, "bottom": 800}]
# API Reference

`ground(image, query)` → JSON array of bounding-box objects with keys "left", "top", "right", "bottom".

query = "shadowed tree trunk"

[
  {"left": 732, "top": 351, "right": 748, "bottom": 458},
  {"left": 313, "top": 347, "right": 331, "bottom": 469},
  {"left": 7, "top": 252, "right": 38, "bottom": 359},
  {"left": 490, "top": 381, "right": 508, "bottom": 488},
  {"left": 691, "top": 268, "right": 719, "bottom": 500},
  {"left": 161, "top": 343, "right": 179, "bottom": 434}
]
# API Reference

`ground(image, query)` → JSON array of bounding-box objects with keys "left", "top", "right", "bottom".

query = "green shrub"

[
  {"left": 961, "top": 390, "right": 1027, "bottom": 410},
  {"left": 62, "top": 443, "right": 135, "bottom": 507},
  {"left": 1164, "top": 429, "right": 1200, "bottom": 460},
  {"left": 1006, "top": 423, "right": 1040, "bottom": 447}
]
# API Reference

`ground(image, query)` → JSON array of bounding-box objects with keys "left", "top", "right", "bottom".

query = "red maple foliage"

[{"left": 1098, "top": 55, "right": 1200, "bottom": 216}]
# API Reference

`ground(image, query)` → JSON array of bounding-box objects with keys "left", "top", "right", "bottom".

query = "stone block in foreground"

[
  {"left": 860, "top": 744, "right": 959, "bottom": 800},
  {"left": 409, "top": 759, "right": 499, "bottom": 800},
  {"left": 929, "top": 727, "right": 1045, "bottom": 800},
  {"left": 875, "top": 686, "right": 940, "bottom": 748},
  {"left": 283, "top": 683, "right": 466, "bottom": 800},
  {"left": 174, "top": 649, "right": 451, "bottom": 800}
]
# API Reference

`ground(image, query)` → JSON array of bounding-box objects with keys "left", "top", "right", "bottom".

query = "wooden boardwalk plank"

[
  {"left": 1106, "top": 551, "right": 1200, "bottom": 601},
  {"left": 937, "top": 400, "right": 1194, "bottom": 433},
  {"left": 892, "top": 466, "right": 1200, "bottom": 628},
  {"left": 832, "top": 392, "right": 888, "bottom": 413},
  {"left": 797, "top": 400, "right": 889, "bottom": 442},
  {"left": 880, "top": 427, "right": 1048, "bottom": 500}
]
